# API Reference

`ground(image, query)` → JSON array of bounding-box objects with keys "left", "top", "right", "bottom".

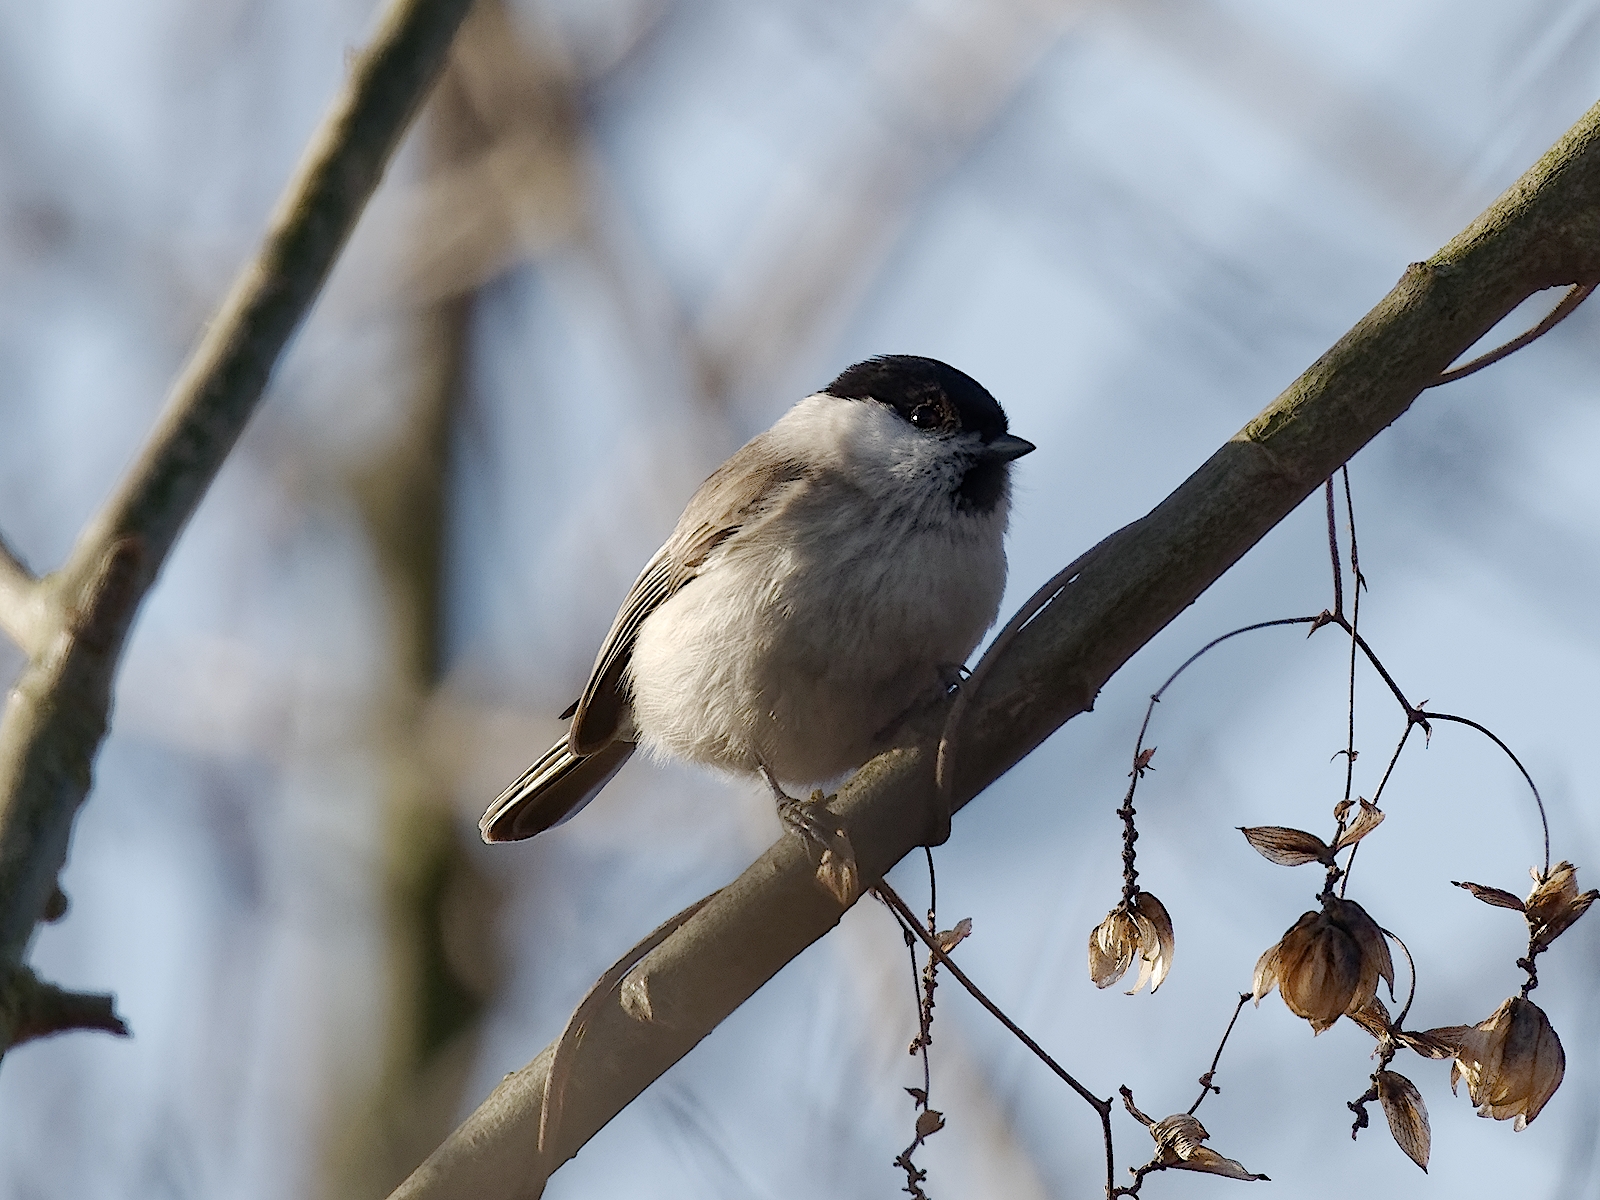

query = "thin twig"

[
  {"left": 892, "top": 850, "right": 942, "bottom": 1200},
  {"left": 876, "top": 883, "right": 1104, "bottom": 1108},
  {"left": 1319, "top": 613, "right": 1422, "bottom": 723},
  {"left": 1342, "top": 467, "right": 1363, "bottom": 595},
  {"left": 874, "top": 881, "right": 1117, "bottom": 1199},
  {"left": 1342, "top": 720, "right": 1416, "bottom": 896},
  {"left": 1324, "top": 478, "right": 1343, "bottom": 619},
  {"left": 1333, "top": 468, "right": 1361, "bottom": 884},
  {"left": 1419, "top": 710, "right": 1550, "bottom": 873},
  {"left": 1428, "top": 282, "right": 1596, "bottom": 387},
  {"left": 1188, "top": 993, "right": 1252, "bottom": 1114},
  {"left": 904, "top": 851, "right": 939, "bottom": 1073},
  {"left": 1115, "top": 616, "right": 1321, "bottom": 900},
  {"left": 1150, "top": 618, "right": 1326, "bottom": 704},
  {"left": 1369, "top": 723, "right": 1415, "bottom": 808},
  {"left": 900, "top": 920, "right": 931, "bottom": 1097},
  {"left": 1383, "top": 928, "right": 1418, "bottom": 1028},
  {"left": 1340, "top": 467, "right": 1361, "bottom": 809},
  {"left": 1114, "top": 1089, "right": 1169, "bottom": 1197}
]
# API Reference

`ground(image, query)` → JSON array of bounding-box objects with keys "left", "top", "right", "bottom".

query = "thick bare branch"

[
  {"left": 0, "top": 0, "right": 473, "bottom": 1046},
  {"left": 391, "top": 98, "right": 1600, "bottom": 1199}
]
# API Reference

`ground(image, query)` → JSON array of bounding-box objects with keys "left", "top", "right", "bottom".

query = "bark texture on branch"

[
  {"left": 0, "top": 0, "right": 473, "bottom": 1055},
  {"left": 391, "top": 99, "right": 1600, "bottom": 1199}
]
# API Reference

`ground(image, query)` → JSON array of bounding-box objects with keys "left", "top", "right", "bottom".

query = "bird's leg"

[
  {"left": 923, "top": 661, "right": 973, "bottom": 847},
  {"left": 759, "top": 764, "right": 831, "bottom": 843},
  {"left": 758, "top": 763, "right": 859, "bottom": 905}
]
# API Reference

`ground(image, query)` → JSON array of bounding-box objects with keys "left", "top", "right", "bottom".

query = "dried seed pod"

[
  {"left": 1128, "top": 891, "right": 1174, "bottom": 994},
  {"left": 1449, "top": 997, "right": 1565, "bottom": 1130},
  {"left": 1524, "top": 861, "right": 1598, "bottom": 952},
  {"left": 1348, "top": 994, "right": 1393, "bottom": 1041},
  {"left": 1397, "top": 1027, "right": 1461, "bottom": 1061},
  {"left": 1452, "top": 880, "right": 1526, "bottom": 912},
  {"left": 1087, "top": 891, "right": 1174, "bottom": 994},
  {"left": 1151, "top": 1112, "right": 1209, "bottom": 1160},
  {"left": 1333, "top": 797, "right": 1385, "bottom": 851},
  {"left": 1376, "top": 1070, "right": 1430, "bottom": 1171},
  {"left": 1253, "top": 895, "right": 1393, "bottom": 1033},
  {"left": 1147, "top": 1112, "right": 1268, "bottom": 1181},
  {"left": 934, "top": 917, "right": 973, "bottom": 954},
  {"left": 1089, "top": 908, "right": 1141, "bottom": 989},
  {"left": 1239, "top": 826, "right": 1333, "bottom": 867},
  {"left": 1350, "top": 996, "right": 1457, "bottom": 1059}
]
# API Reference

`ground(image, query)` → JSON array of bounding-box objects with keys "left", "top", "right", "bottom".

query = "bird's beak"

[{"left": 981, "top": 433, "right": 1036, "bottom": 462}]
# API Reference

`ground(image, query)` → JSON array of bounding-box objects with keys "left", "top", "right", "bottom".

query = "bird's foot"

[{"left": 760, "top": 767, "right": 859, "bottom": 905}]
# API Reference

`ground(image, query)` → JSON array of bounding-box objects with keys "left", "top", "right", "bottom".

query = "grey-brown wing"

[
  {"left": 481, "top": 737, "right": 635, "bottom": 841},
  {"left": 567, "top": 542, "right": 688, "bottom": 754},
  {"left": 567, "top": 439, "right": 807, "bottom": 755}
]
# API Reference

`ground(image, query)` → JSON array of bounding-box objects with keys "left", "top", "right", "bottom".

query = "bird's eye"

[{"left": 909, "top": 404, "right": 940, "bottom": 429}]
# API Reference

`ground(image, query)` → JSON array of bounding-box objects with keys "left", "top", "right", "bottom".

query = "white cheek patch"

[{"left": 769, "top": 395, "right": 974, "bottom": 500}]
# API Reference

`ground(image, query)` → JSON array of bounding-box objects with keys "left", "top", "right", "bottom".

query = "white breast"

[{"left": 626, "top": 398, "right": 1010, "bottom": 786}]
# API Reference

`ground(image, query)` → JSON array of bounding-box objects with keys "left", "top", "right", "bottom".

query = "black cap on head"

[{"left": 822, "top": 355, "right": 1008, "bottom": 442}]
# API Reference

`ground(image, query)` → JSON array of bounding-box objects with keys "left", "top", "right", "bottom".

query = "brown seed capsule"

[
  {"left": 1253, "top": 895, "right": 1393, "bottom": 1033},
  {"left": 1524, "top": 861, "right": 1598, "bottom": 952},
  {"left": 1147, "top": 1113, "right": 1269, "bottom": 1181},
  {"left": 934, "top": 917, "right": 973, "bottom": 954},
  {"left": 1088, "top": 891, "right": 1174, "bottom": 994},
  {"left": 1238, "top": 825, "right": 1333, "bottom": 867},
  {"left": 1452, "top": 880, "right": 1527, "bottom": 912},
  {"left": 1448, "top": 997, "right": 1565, "bottom": 1130},
  {"left": 1333, "top": 797, "right": 1385, "bottom": 851},
  {"left": 1376, "top": 1070, "right": 1431, "bottom": 1172}
]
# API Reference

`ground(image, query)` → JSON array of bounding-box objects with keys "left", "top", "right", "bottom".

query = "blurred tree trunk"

[
  {"left": 322, "top": 55, "right": 503, "bottom": 1200},
  {"left": 318, "top": 6, "right": 589, "bottom": 1191}
]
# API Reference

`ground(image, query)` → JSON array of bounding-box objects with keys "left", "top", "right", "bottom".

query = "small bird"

[{"left": 481, "top": 355, "right": 1033, "bottom": 860}]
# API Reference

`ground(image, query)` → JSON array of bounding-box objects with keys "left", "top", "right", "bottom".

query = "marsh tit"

[{"left": 480, "top": 355, "right": 1034, "bottom": 846}]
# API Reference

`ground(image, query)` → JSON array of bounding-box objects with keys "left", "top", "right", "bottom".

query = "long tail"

[{"left": 480, "top": 738, "right": 635, "bottom": 842}]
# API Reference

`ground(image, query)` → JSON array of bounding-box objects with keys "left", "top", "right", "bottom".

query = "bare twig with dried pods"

[{"left": 880, "top": 413, "right": 1595, "bottom": 1195}]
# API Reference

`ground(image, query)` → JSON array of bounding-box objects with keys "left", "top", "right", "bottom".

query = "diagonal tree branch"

[
  {"left": 390, "top": 97, "right": 1600, "bottom": 1199},
  {"left": 0, "top": 0, "right": 474, "bottom": 1056}
]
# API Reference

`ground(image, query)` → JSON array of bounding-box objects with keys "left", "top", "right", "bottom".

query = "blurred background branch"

[
  {"left": 322, "top": 5, "right": 579, "bottom": 1192},
  {"left": 0, "top": 0, "right": 473, "bottom": 1056},
  {"left": 391, "top": 99, "right": 1600, "bottom": 1199}
]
